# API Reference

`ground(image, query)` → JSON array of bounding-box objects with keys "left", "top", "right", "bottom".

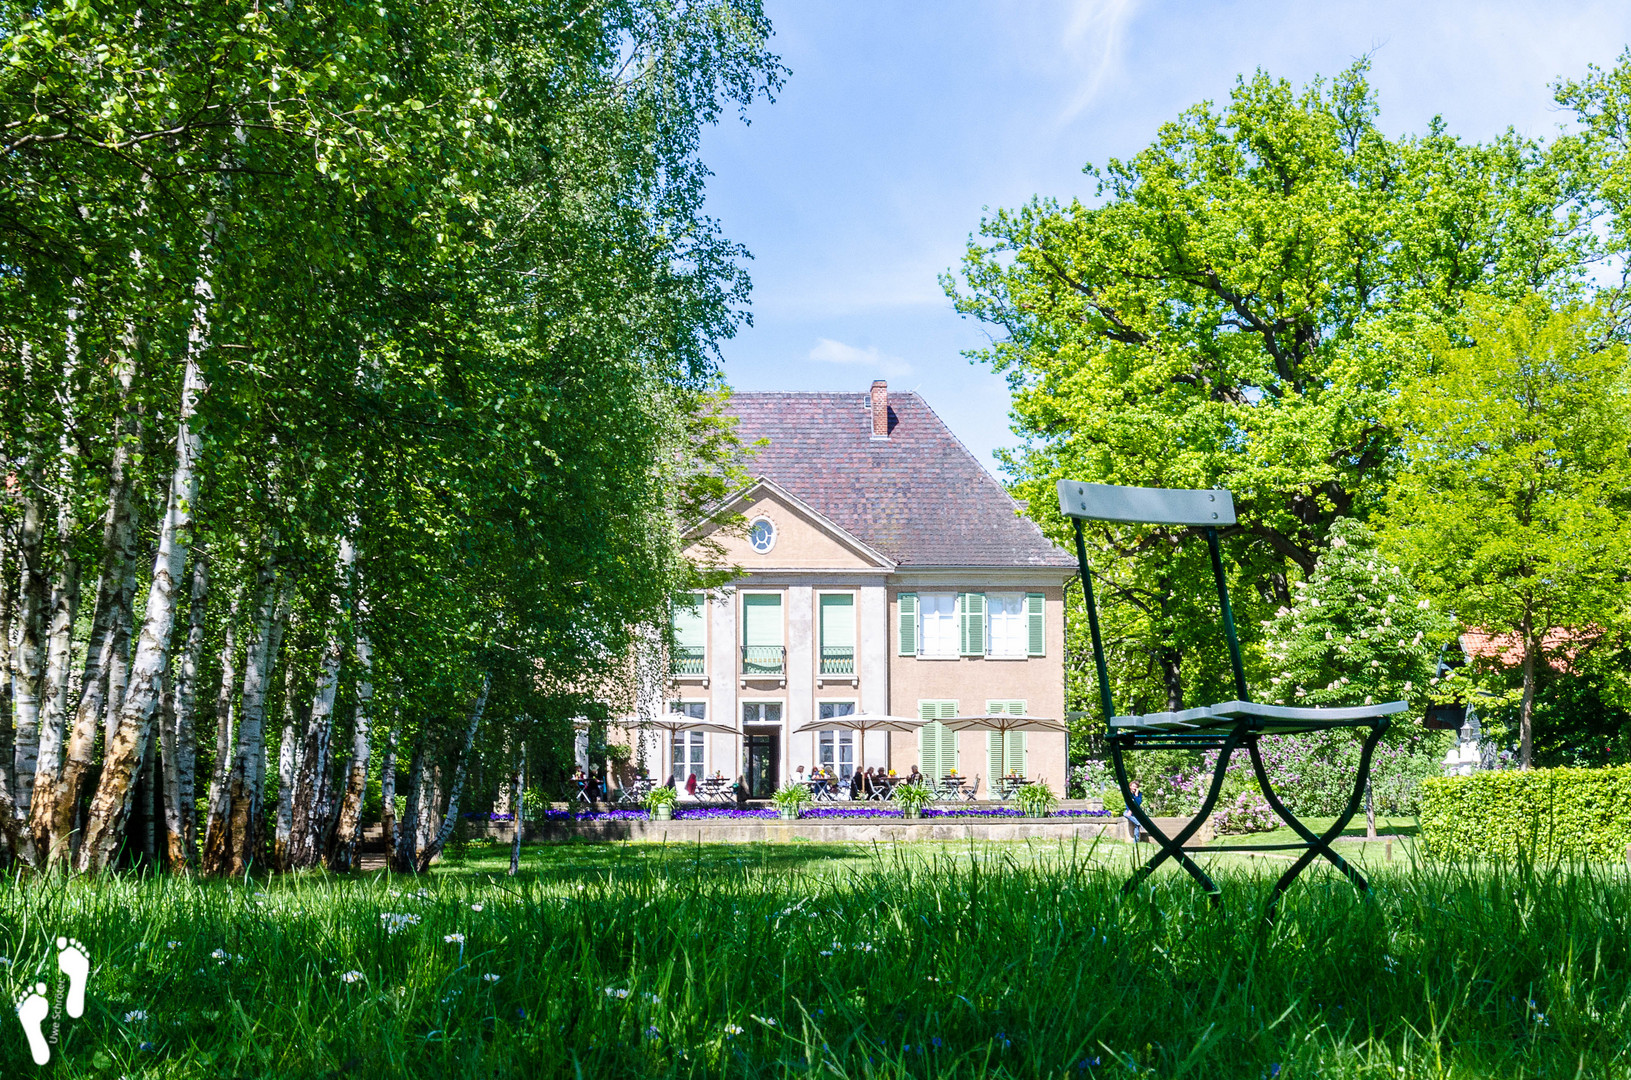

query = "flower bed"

[{"left": 523, "top": 806, "right": 1113, "bottom": 823}]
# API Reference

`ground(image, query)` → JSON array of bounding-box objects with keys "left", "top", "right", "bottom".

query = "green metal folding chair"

[{"left": 1057, "top": 480, "right": 1407, "bottom": 906}]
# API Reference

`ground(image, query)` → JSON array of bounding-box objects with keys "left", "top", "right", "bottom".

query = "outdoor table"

[
  {"left": 700, "top": 776, "right": 730, "bottom": 800},
  {"left": 616, "top": 778, "right": 653, "bottom": 806},
  {"left": 1059, "top": 478, "right": 1407, "bottom": 912},
  {"left": 939, "top": 775, "right": 969, "bottom": 800},
  {"left": 994, "top": 776, "right": 1028, "bottom": 800}
]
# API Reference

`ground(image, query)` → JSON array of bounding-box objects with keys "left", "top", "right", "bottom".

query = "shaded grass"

[{"left": 0, "top": 840, "right": 1625, "bottom": 1078}]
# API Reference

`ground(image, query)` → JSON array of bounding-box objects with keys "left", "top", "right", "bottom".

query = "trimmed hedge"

[{"left": 1419, "top": 766, "right": 1631, "bottom": 862}]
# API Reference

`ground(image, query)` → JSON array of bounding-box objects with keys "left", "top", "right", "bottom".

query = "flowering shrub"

[{"left": 1212, "top": 789, "right": 1277, "bottom": 834}]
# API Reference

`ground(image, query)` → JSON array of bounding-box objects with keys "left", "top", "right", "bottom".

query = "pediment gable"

[{"left": 686, "top": 478, "right": 895, "bottom": 571}]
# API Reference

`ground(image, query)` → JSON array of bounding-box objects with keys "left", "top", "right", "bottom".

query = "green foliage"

[
  {"left": 890, "top": 782, "right": 936, "bottom": 814},
  {"left": 1382, "top": 295, "right": 1631, "bottom": 765},
  {"left": 1014, "top": 780, "right": 1059, "bottom": 817},
  {"left": 1420, "top": 766, "right": 1631, "bottom": 862},
  {"left": 642, "top": 784, "right": 677, "bottom": 810},
  {"left": 950, "top": 60, "right": 1584, "bottom": 722},
  {"left": 770, "top": 783, "right": 811, "bottom": 810}
]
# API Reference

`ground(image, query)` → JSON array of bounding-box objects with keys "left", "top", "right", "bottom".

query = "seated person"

[
  {"left": 906, "top": 765, "right": 923, "bottom": 785},
  {"left": 684, "top": 772, "right": 698, "bottom": 797},
  {"left": 733, "top": 775, "right": 750, "bottom": 806},
  {"left": 662, "top": 774, "right": 676, "bottom": 790},
  {"left": 848, "top": 769, "right": 863, "bottom": 800}
]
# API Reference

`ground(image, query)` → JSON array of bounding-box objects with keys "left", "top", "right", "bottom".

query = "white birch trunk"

[
  {"left": 286, "top": 536, "right": 356, "bottom": 868},
  {"left": 416, "top": 673, "right": 491, "bottom": 872},
  {"left": 379, "top": 720, "right": 398, "bottom": 866},
  {"left": 163, "top": 555, "right": 208, "bottom": 869},
  {"left": 11, "top": 471, "right": 47, "bottom": 821},
  {"left": 202, "top": 584, "right": 242, "bottom": 853},
  {"left": 509, "top": 742, "right": 524, "bottom": 876},
  {"left": 273, "top": 662, "right": 301, "bottom": 863},
  {"left": 326, "top": 628, "right": 373, "bottom": 870},
  {"left": 34, "top": 296, "right": 84, "bottom": 796},
  {"left": 77, "top": 276, "right": 209, "bottom": 874},
  {"left": 40, "top": 377, "right": 140, "bottom": 867},
  {"left": 203, "top": 551, "right": 277, "bottom": 876}
]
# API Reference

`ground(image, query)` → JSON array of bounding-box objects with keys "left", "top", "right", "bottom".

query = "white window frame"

[
  {"left": 917, "top": 592, "right": 959, "bottom": 659},
  {"left": 817, "top": 700, "right": 857, "bottom": 780},
  {"left": 986, "top": 592, "right": 1029, "bottom": 659}
]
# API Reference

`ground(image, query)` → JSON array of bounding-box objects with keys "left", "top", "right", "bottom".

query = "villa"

[{"left": 659, "top": 381, "right": 1075, "bottom": 798}]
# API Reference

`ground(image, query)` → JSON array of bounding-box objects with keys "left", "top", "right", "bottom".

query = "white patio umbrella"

[
  {"left": 790, "top": 712, "right": 926, "bottom": 775},
  {"left": 614, "top": 714, "right": 740, "bottom": 784},
  {"left": 942, "top": 713, "right": 1066, "bottom": 791}
]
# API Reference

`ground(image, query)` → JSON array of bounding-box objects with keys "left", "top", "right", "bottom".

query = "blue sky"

[{"left": 700, "top": 1, "right": 1631, "bottom": 476}]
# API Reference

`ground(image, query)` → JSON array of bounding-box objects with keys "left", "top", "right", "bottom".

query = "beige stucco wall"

[
  {"left": 885, "top": 584, "right": 1069, "bottom": 796},
  {"left": 686, "top": 493, "right": 880, "bottom": 570}
]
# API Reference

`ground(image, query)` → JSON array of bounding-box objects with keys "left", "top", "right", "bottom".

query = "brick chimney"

[{"left": 870, "top": 380, "right": 889, "bottom": 440}]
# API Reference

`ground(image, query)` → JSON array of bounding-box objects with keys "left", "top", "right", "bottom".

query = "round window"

[{"left": 748, "top": 517, "right": 776, "bottom": 553}]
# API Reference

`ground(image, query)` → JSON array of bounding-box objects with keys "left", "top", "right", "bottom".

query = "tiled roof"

[{"left": 725, "top": 390, "right": 1075, "bottom": 569}]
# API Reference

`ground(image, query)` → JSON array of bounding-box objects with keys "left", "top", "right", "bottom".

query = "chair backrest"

[
  {"left": 1056, "top": 480, "right": 1236, "bottom": 526},
  {"left": 1056, "top": 479, "right": 1248, "bottom": 722}
]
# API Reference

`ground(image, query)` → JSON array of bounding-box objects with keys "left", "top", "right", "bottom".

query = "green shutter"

[
  {"left": 918, "top": 700, "right": 939, "bottom": 779},
  {"left": 898, "top": 593, "right": 917, "bottom": 656},
  {"left": 820, "top": 594, "right": 855, "bottom": 649},
  {"left": 673, "top": 593, "right": 705, "bottom": 649},
  {"left": 743, "top": 594, "right": 782, "bottom": 647},
  {"left": 987, "top": 732, "right": 1003, "bottom": 780},
  {"left": 959, "top": 592, "right": 985, "bottom": 656},
  {"left": 919, "top": 700, "right": 958, "bottom": 777},
  {"left": 1007, "top": 732, "right": 1027, "bottom": 776},
  {"left": 1026, "top": 593, "right": 1046, "bottom": 656}
]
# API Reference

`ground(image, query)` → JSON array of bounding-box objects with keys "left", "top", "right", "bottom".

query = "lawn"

[{"left": 0, "top": 839, "right": 1625, "bottom": 1078}]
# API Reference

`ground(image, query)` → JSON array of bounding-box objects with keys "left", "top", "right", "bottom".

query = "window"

[
  {"left": 818, "top": 701, "right": 856, "bottom": 780},
  {"left": 986, "top": 700, "right": 1028, "bottom": 778},
  {"left": 917, "top": 700, "right": 959, "bottom": 778},
  {"left": 671, "top": 732, "right": 706, "bottom": 781},
  {"left": 748, "top": 517, "right": 776, "bottom": 553},
  {"left": 669, "top": 703, "right": 707, "bottom": 781},
  {"left": 743, "top": 701, "right": 783, "bottom": 725},
  {"left": 819, "top": 594, "right": 855, "bottom": 674},
  {"left": 918, "top": 593, "right": 958, "bottom": 658},
  {"left": 742, "top": 593, "right": 784, "bottom": 674},
  {"left": 672, "top": 593, "right": 706, "bottom": 674},
  {"left": 987, "top": 594, "right": 1028, "bottom": 658}
]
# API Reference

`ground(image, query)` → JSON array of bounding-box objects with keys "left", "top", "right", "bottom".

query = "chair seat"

[{"left": 1111, "top": 698, "right": 1408, "bottom": 733}]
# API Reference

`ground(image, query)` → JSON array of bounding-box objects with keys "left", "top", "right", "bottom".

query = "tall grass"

[{"left": 0, "top": 841, "right": 1626, "bottom": 1078}]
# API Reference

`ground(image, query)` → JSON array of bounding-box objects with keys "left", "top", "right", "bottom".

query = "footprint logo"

[
  {"left": 15, "top": 982, "right": 50, "bottom": 1065},
  {"left": 57, "top": 937, "right": 89, "bottom": 1018}
]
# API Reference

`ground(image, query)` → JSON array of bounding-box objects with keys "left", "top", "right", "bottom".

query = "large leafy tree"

[
  {"left": 1381, "top": 296, "right": 1631, "bottom": 769},
  {"left": 950, "top": 62, "right": 1585, "bottom": 718},
  {"left": 0, "top": 0, "right": 781, "bottom": 872}
]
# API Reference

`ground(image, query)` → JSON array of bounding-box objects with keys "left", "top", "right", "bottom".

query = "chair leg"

[
  {"left": 1114, "top": 726, "right": 1244, "bottom": 900},
  {"left": 1248, "top": 719, "right": 1390, "bottom": 913}
]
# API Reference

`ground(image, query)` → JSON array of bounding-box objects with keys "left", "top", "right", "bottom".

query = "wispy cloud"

[
  {"left": 808, "top": 338, "right": 913, "bottom": 377},
  {"left": 1058, "top": 0, "right": 1144, "bottom": 121}
]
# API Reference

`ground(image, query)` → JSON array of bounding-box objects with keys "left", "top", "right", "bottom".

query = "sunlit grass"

[{"left": 0, "top": 840, "right": 1625, "bottom": 1077}]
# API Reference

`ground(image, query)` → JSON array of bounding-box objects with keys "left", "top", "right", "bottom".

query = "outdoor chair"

[{"left": 1058, "top": 480, "right": 1407, "bottom": 909}]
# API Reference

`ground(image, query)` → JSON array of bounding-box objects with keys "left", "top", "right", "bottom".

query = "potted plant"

[
  {"left": 644, "top": 785, "right": 678, "bottom": 821},
  {"left": 1015, "top": 781, "right": 1059, "bottom": 820},
  {"left": 771, "top": 783, "right": 812, "bottom": 820},
  {"left": 892, "top": 782, "right": 935, "bottom": 820}
]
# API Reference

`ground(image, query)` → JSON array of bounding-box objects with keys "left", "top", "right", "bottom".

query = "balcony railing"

[
  {"left": 820, "top": 645, "right": 855, "bottom": 675},
  {"left": 672, "top": 646, "right": 706, "bottom": 676},
  {"left": 740, "top": 645, "right": 786, "bottom": 676}
]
